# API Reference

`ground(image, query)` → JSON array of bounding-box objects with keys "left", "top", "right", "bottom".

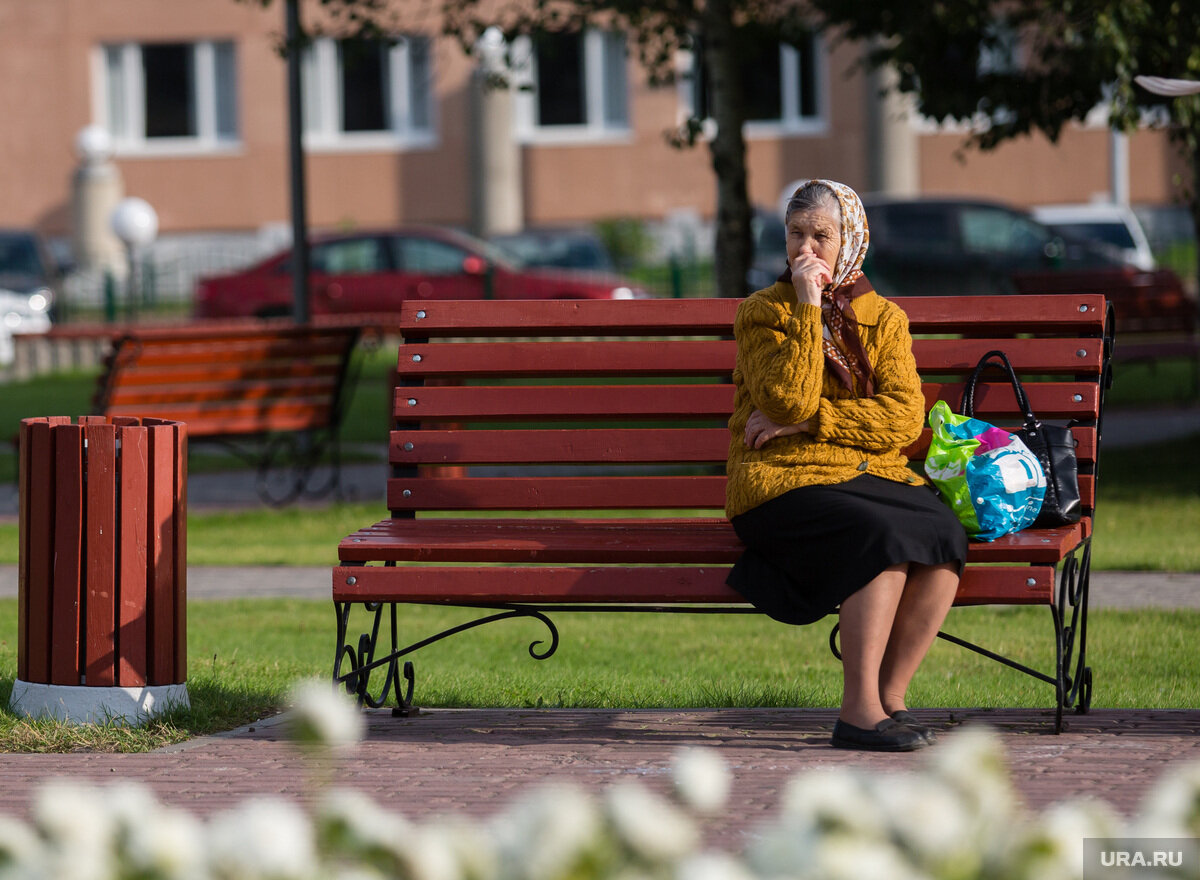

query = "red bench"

[
  {"left": 93, "top": 322, "right": 363, "bottom": 505},
  {"left": 333, "top": 295, "right": 1113, "bottom": 732}
]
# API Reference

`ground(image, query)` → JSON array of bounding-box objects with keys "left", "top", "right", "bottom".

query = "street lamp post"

[
  {"left": 286, "top": 0, "right": 311, "bottom": 324},
  {"left": 110, "top": 197, "right": 159, "bottom": 321}
]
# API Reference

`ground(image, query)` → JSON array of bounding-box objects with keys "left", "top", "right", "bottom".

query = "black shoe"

[
  {"left": 890, "top": 710, "right": 936, "bottom": 744},
  {"left": 831, "top": 718, "right": 927, "bottom": 752}
]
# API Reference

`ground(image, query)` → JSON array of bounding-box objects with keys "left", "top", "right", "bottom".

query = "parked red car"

[{"left": 194, "top": 226, "right": 648, "bottom": 319}]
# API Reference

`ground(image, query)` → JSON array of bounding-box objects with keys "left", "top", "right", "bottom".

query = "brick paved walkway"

[{"left": 0, "top": 707, "right": 1196, "bottom": 848}]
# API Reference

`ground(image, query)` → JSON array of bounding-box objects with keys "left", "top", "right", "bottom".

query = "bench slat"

[
  {"left": 394, "top": 337, "right": 1102, "bottom": 379},
  {"left": 332, "top": 563, "right": 1055, "bottom": 606},
  {"left": 114, "top": 334, "right": 355, "bottom": 363},
  {"left": 105, "top": 362, "right": 345, "bottom": 387},
  {"left": 110, "top": 378, "right": 341, "bottom": 407},
  {"left": 385, "top": 473, "right": 1095, "bottom": 518},
  {"left": 396, "top": 295, "right": 1108, "bottom": 337},
  {"left": 387, "top": 475, "right": 727, "bottom": 511},
  {"left": 390, "top": 426, "right": 1099, "bottom": 466},
  {"left": 395, "top": 382, "right": 1101, "bottom": 421},
  {"left": 105, "top": 403, "right": 334, "bottom": 437},
  {"left": 341, "top": 518, "right": 1085, "bottom": 565}
]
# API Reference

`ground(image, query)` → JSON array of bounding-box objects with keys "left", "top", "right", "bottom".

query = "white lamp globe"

[
  {"left": 76, "top": 125, "right": 114, "bottom": 163},
  {"left": 110, "top": 197, "right": 159, "bottom": 248}
]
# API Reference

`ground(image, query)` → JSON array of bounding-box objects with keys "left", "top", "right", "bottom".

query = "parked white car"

[
  {"left": 1030, "top": 203, "right": 1157, "bottom": 271},
  {"left": 0, "top": 287, "right": 52, "bottom": 365}
]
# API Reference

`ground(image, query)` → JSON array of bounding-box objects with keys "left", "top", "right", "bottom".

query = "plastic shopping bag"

[{"left": 924, "top": 400, "right": 1047, "bottom": 541}]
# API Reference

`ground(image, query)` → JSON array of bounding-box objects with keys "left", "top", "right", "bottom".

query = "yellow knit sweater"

[{"left": 725, "top": 280, "right": 927, "bottom": 519}]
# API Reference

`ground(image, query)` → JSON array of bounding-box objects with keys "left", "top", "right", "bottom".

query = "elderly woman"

[{"left": 726, "top": 179, "right": 968, "bottom": 752}]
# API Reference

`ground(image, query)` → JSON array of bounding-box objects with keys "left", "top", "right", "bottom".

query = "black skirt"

[{"left": 727, "top": 475, "right": 968, "bottom": 625}]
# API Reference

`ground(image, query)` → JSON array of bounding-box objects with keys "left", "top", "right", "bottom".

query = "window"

[
  {"left": 960, "top": 207, "right": 1051, "bottom": 259},
  {"left": 393, "top": 236, "right": 467, "bottom": 274},
  {"left": 513, "top": 30, "right": 630, "bottom": 143},
  {"left": 311, "top": 237, "right": 389, "bottom": 275},
  {"left": 99, "top": 41, "right": 238, "bottom": 153},
  {"left": 302, "top": 35, "right": 434, "bottom": 149},
  {"left": 685, "top": 25, "right": 825, "bottom": 135}
]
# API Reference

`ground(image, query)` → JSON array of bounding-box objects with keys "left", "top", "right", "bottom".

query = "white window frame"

[
  {"left": 676, "top": 38, "right": 829, "bottom": 140},
  {"left": 301, "top": 35, "right": 436, "bottom": 152},
  {"left": 93, "top": 40, "right": 240, "bottom": 157},
  {"left": 512, "top": 30, "right": 632, "bottom": 146}
]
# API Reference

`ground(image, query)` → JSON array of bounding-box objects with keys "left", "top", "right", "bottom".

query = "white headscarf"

[{"left": 786, "top": 178, "right": 870, "bottom": 290}]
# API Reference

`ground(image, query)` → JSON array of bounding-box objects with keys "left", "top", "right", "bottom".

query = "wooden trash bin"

[{"left": 9, "top": 416, "right": 189, "bottom": 724}]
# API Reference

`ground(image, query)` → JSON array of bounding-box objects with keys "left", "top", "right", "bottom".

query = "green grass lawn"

[{"left": 0, "top": 599, "right": 1195, "bottom": 751}]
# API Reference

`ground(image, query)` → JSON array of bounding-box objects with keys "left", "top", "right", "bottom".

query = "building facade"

[{"left": 0, "top": 0, "right": 1190, "bottom": 250}]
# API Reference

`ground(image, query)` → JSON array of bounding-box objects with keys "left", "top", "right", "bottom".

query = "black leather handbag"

[{"left": 960, "top": 350, "right": 1082, "bottom": 528}]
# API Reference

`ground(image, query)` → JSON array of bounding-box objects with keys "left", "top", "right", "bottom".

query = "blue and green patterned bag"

[{"left": 924, "top": 400, "right": 1046, "bottom": 541}]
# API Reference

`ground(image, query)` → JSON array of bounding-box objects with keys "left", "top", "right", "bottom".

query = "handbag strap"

[{"left": 960, "top": 349, "right": 1040, "bottom": 429}]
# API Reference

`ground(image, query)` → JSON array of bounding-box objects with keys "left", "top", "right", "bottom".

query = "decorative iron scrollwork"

[{"left": 333, "top": 602, "right": 561, "bottom": 712}]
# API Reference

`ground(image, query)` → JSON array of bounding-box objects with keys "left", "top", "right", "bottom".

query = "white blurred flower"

[
  {"left": 605, "top": 782, "right": 700, "bottom": 864},
  {"left": 779, "top": 768, "right": 888, "bottom": 838},
  {"left": 671, "top": 748, "right": 731, "bottom": 814},
  {"left": 0, "top": 814, "right": 43, "bottom": 869},
  {"left": 206, "top": 796, "right": 317, "bottom": 879},
  {"left": 437, "top": 817, "right": 498, "bottom": 880},
  {"left": 319, "top": 788, "right": 414, "bottom": 854},
  {"left": 806, "top": 835, "right": 926, "bottom": 880},
  {"left": 927, "top": 726, "right": 1016, "bottom": 824},
  {"left": 744, "top": 822, "right": 821, "bottom": 878},
  {"left": 675, "top": 852, "right": 757, "bottom": 880},
  {"left": 1133, "top": 761, "right": 1200, "bottom": 838},
  {"left": 396, "top": 823, "right": 467, "bottom": 880},
  {"left": 31, "top": 781, "right": 116, "bottom": 880},
  {"left": 107, "top": 785, "right": 204, "bottom": 880},
  {"left": 288, "top": 679, "right": 366, "bottom": 750},
  {"left": 869, "top": 773, "right": 982, "bottom": 874},
  {"left": 492, "top": 784, "right": 602, "bottom": 880},
  {"left": 1005, "top": 799, "right": 1123, "bottom": 880}
]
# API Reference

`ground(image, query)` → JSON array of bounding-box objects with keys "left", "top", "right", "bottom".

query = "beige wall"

[
  {"left": 0, "top": 0, "right": 1190, "bottom": 239},
  {"left": 919, "top": 125, "right": 1190, "bottom": 209}
]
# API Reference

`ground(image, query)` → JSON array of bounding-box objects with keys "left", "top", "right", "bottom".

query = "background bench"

[
  {"left": 333, "top": 295, "right": 1114, "bottom": 732},
  {"left": 1014, "top": 271, "right": 1197, "bottom": 393},
  {"left": 94, "top": 322, "right": 363, "bottom": 505}
]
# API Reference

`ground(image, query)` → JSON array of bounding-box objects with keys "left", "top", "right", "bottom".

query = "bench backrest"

[
  {"left": 390, "top": 296, "right": 1112, "bottom": 519},
  {"left": 94, "top": 323, "right": 361, "bottom": 438}
]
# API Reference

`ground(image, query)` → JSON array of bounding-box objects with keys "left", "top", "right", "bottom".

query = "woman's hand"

[
  {"left": 744, "top": 409, "right": 811, "bottom": 449},
  {"left": 789, "top": 253, "right": 833, "bottom": 306}
]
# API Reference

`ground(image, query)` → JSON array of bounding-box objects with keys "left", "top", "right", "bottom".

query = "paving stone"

[{"left": 0, "top": 707, "right": 1196, "bottom": 853}]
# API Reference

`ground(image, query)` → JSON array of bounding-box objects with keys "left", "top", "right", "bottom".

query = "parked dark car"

[
  {"left": 194, "top": 226, "right": 647, "bottom": 319},
  {"left": 860, "top": 197, "right": 1194, "bottom": 334},
  {"left": 749, "top": 198, "right": 1194, "bottom": 334}
]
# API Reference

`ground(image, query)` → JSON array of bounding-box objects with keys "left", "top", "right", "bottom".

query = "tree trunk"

[{"left": 701, "top": 0, "right": 752, "bottom": 298}]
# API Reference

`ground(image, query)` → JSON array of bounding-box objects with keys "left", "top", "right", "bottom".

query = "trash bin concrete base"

[
  {"left": 13, "top": 416, "right": 188, "bottom": 726},
  {"left": 8, "top": 680, "right": 190, "bottom": 725}
]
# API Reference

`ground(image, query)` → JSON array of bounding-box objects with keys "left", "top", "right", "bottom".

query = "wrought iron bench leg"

[
  {"left": 826, "top": 543, "right": 1093, "bottom": 734},
  {"left": 332, "top": 597, "right": 561, "bottom": 715},
  {"left": 1055, "top": 540, "right": 1094, "bottom": 725}
]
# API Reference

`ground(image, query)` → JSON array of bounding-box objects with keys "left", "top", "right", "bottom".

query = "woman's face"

[{"left": 785, "top": 206, "right": 842, "bottom": 278}]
